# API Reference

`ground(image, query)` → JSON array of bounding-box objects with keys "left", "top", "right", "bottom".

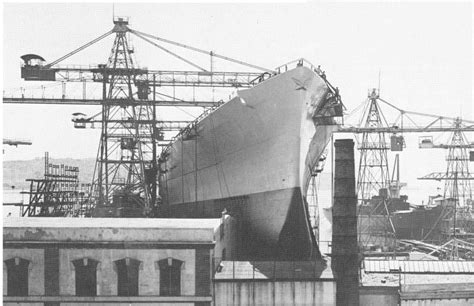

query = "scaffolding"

[{"left": 20, "top": 152, "right": 91, "bottom": 217}]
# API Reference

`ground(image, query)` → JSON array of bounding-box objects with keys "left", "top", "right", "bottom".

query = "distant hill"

[{"left": 3, "top": 157, "right": 96, "bottom": 190}]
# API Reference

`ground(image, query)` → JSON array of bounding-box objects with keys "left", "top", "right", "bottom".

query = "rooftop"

[
  {"left": 3, "top": 217, "right": 222, "bottom": 230},
  {"left": 3, "top": 217, "right": 223, "bottom": 244},
  {"left": 363, "top": 259, "right": 474, "bottom": 274}
]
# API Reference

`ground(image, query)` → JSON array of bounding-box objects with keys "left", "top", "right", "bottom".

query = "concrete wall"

[
  {"left": 4, "top": 225, "right": 214, "bottom": 243},
  {"left": 213, "top": 281, "right": 336, "bottom": 305},
  {"left": 4, "top": 247, "right": 198, "bottom": 297},
  {"left": 4, "top": 219, "right": 217, "bottom": 305},
  {"left": 359, "top": 287, "right": 398, "bottom": 306},
  {"left": 59, "top": 248, "right": 195, "bottom": 296}
]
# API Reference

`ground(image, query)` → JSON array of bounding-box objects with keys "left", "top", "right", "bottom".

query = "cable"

[
  {"left": 130, "top": 29, "right": 274, "bottom": 73},
  {"left": 131, "top": 30, "right": 207, "bottom": 72},
  {"left": 46, "top": 30, "right": 114, "bottom": 68}
]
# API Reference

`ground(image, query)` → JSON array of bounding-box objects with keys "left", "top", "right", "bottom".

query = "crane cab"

[
  {"left": 72, "top": 113, "right": 87, "bottom": 129},
  {"left": 136, "top": 81, "right": 149, "bottom": 100},
  {"left": 419, "top": 136, "right": 434, "bottom": 148},
  {"left": 390, "top": 134, "right": 404, "bottom": 151},
  {"left": 20, "top": 54, "right": 56, "bottom": 81}
]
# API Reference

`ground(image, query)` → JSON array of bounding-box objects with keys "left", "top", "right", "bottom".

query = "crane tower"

[
  {"left": 92, "top": 18, "right": 156, "bottom": 216},
  {"left": 356, "top": 89, "right": 391, "bottom": 204}
]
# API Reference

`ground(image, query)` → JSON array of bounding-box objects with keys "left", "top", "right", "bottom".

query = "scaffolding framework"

[{"left": 20, "top": 152, "right": 90, "bottom": 217}]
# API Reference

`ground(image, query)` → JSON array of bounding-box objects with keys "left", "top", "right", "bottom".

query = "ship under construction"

[{"left": 5, "top": 16, "right": 344, "bottom": 261}]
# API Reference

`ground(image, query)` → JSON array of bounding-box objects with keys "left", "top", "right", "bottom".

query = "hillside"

[{"left": 3, "top": 157, "right": 96, "bottom": 190}]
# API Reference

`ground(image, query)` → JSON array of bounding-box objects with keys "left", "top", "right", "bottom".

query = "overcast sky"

[{"left": 2, "top": 2, "right": 473, "bottom": 203}]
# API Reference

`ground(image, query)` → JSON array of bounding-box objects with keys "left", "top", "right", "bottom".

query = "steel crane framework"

[
  {"left": 337, "top": 89, "right": 474, "bottom": 247},
  {"left": 8, "top": 17, "right": 272, "bottom": 217}
]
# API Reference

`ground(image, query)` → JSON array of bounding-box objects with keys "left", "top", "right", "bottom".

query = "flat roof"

[
  {"left": 3, "top": 217, "right": 222, "bottom": 230},
  {"left": 3, "top": 217, "right": 223, "bottom": 244},
  {"left": 361, "top": 272, "right": 474, "bottom": 287},
  {"left": 363, "top": 259, "right": 474, "bottom": 274}
]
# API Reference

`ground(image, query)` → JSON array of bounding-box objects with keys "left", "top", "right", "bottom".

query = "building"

[
  {"left": 213, "top": 260, "right": 336, "bottom": 305},
  {"left": 3, "top": 217, "right": 236, "bottom": 306},
  {"left": 360, "top": 259, "right": 474, "bottom": 306}
]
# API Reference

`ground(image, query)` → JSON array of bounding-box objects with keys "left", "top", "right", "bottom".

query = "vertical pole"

[
  {"left": 252, "top": 264, "right": 255, "bottom": 306},
  {"left": 99, "top": 73, "right": 107, "bottom": 206},
  {"left": 194, "top": 125, "right": 198, "bottom": 207},
  {"left": 210, "top": 51, "right": 214, "bottom": 72},
  {"left": 62, "top": 82, "right": 66, "bottom": 99},
  {"left": 152, "top": 95, "right": 157, "bottom": 211},
  {"left": 181, "top": 138, "right": 185, "bottom": 204},
  {"left": 232, "top": 260, "right": 235, "bottom": 306},
  {"left": 45, "top": 152, "right": 49, "bottom": 177},
  {"left": 272, "top": 261, "right": 276, "bottom": 306}
]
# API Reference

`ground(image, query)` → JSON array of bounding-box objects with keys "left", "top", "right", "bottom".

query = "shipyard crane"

[
  {"left": 5, "top": 16, "right": 277, "bottom": 217},
  {"left": 337, "top": 88, "right": 474, "bottom": 248}
]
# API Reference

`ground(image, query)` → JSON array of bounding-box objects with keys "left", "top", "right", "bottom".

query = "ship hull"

[{"left": 159, "top": 66, "right": 338, "bottom": 260}]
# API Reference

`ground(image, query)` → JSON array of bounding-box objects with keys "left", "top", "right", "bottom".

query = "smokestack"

[{"left": 332, "top": 139, "right": 359, "bottom": 306}]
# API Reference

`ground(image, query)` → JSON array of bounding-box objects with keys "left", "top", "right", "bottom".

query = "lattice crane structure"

[
  {"left": 6, "top": 16, "right": 273, "bottom": 217},
  {"left": 355, "top": 89, "right": 391, "bottom": 205},
  {"left": 337, "top": 90, "right": 474, "bottom": 248}
]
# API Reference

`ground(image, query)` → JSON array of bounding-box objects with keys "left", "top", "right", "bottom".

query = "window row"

[{"left": 4, "top": 257, "right": 183, "bottom": 297}]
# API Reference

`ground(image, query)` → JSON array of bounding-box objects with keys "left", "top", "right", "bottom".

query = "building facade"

[
  {"left": 213, "top": 260, "right": 336, "bottom": 305},
  {"left": 3, "top": 217, "right": 228, "bottom": 306},
  {"left": 360, "top": 259, "right": 474, "bottom": 306}
]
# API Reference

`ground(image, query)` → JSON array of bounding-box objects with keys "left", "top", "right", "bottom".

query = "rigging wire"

[
  {"left": 46, "top": 30, "right": 114, "bottom": 68},
  {"left": 130, "top": 28, "right": 274, "bottom": 73},
  {"left": 131, "top": 30, "right": 207, "bottom": 72}
]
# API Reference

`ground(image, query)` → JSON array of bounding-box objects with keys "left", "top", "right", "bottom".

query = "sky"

[{"left": 2, "top": 2, "right": 473, "bottom": 204}]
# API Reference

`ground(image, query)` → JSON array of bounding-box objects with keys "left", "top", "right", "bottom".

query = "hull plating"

[{"left": 159, "top": 66, "right": 337, "bottom": 259}]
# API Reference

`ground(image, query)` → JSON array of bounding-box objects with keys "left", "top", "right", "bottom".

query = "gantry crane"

[
  {"left": 5, "top": 16, "right": 274, "bottom": 217},
  {"left": 337, "top": 89, "right": 474, "bottom": 248}
]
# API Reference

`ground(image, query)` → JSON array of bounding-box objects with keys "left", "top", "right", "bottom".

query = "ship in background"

[{"left": 158, "top": 62, "right": 343, "bottom": 260}]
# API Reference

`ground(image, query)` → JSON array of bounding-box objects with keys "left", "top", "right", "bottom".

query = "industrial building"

[
  {"left": 213, "top": 260, "right": 335, "bottom": 305},
  {"left": 3, "top": 217, "right": 236, "bottom": 305},
  {"left": 360, "top": 259, "right": 474, "bottom": 305}
]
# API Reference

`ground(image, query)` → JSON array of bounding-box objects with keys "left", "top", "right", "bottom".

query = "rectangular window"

[
  {"left": 5, "top": 257, "right": 29, "bottom": 296},
  {"left": 115, "top": 258, "right": 140, "bottom": 296},
  {"left": 158, "top": 258, "right": 182, "bottom": 296},
  {"left": 72, "top": 258, "right": 98, "bottom": 296}
]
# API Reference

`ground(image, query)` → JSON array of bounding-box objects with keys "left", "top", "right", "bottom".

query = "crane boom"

[{"left": 338, "top": 126, "right": 474, "bottom": 133}]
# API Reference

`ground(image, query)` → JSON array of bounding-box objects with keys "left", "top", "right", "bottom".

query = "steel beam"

[
  {"left": 3, "top": 97, "right": 222, "bottom": 107},
  {"left": 338, "top": 127, "right": 474, "bottom": 133}
]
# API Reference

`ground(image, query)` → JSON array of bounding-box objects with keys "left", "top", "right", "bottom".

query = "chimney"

[{"left": 332, "top": 139, "right": 359, "bottom": 305}]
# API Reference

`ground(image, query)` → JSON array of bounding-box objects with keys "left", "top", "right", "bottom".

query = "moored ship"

[{"left": 158, "top": 60, "right": 343, "bottom": 260}]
